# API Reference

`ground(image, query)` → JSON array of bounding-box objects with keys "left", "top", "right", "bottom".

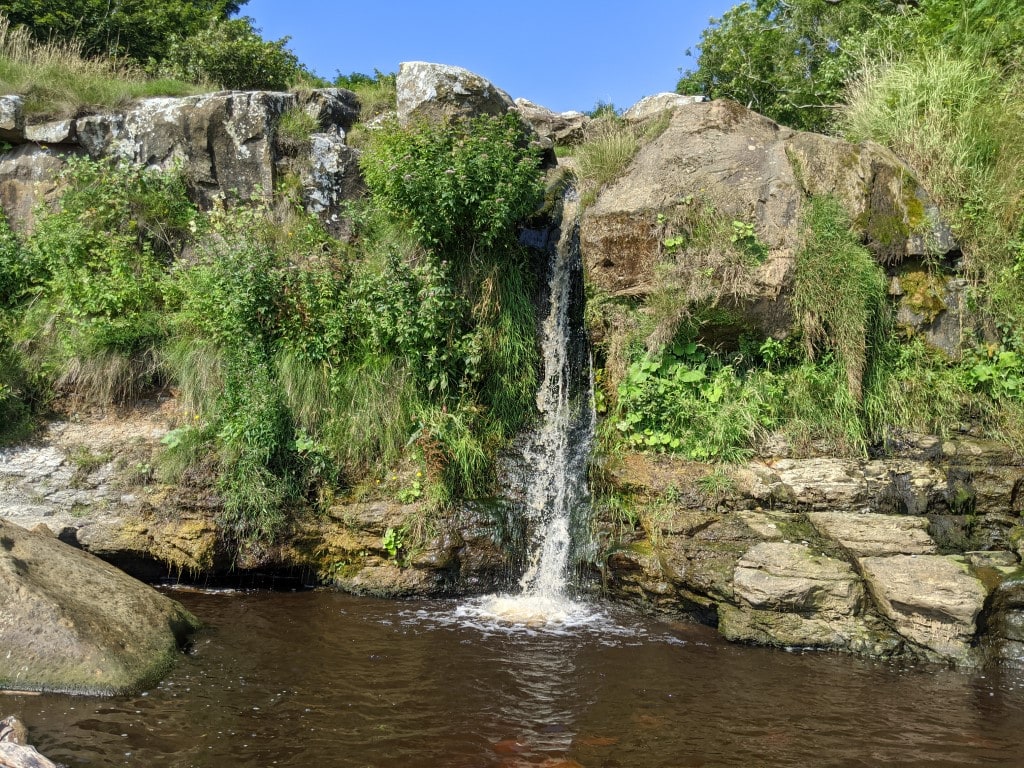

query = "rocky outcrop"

[
  {"left": 0, "top": 89, "right": 364, "bottom": 235},
  {"left": 601, "top": 444, "right": 1024, "bottom": 666},
  {"left": 580, "top": 99, "right": 956, "bottom": 343},
  {"left": 0, "top": 518, "right": 199, "bottom": 694},
  {"left": 0, "top": 402, "right": 521, "bottom": 595},
  {"left": 622, "top": 92, "right": 707, "bottom": 122},
  {"left": 396, "top": 61, "right": 516, "bottom": 125},
  {"left": 514, "top": 98, "right": 588, "bottom": 146}
]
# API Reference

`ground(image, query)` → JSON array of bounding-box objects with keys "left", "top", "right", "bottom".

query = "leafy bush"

[
  {"left": 614, "top": 340, "right": 765, "bottom": 461},
  {"left": 161, "top": 17, "right": 301, "bottom": 91},
  {"left": 14, "top": 158, "right": 196, "bottom": 404},
  {"left": 360, "top": 113, "right": 544, "bottom": 255}
]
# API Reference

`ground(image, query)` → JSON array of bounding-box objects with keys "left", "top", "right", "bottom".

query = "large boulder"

[
  {"left": 0, "top": 519, "right": 199, "bottom": 694},
  {"left": 580, "top": 99, "right": 956, "bottom": 341},
  {"left": 396, "top": 61, "right": 516, "bottom": 125}
]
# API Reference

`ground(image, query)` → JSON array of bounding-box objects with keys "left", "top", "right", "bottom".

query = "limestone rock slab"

[
  {"left": 859, "top": 554, "right": 987, "bottom": 664},
  {"left": 733, "top": 541, "right": 863, "bottom": 615},
  {"left": 809, "top": 511, "right": 936, "bottom": 557}
]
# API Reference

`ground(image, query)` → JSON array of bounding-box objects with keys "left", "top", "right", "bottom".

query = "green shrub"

[
  {"left": 13, "top": 158, "right": 196, "bottom": 404},
  {"left": 614, "top": 340, "right": 766, "bottom": 461},
  {"left": 161, "top": 17, "right": 302, "bottom": 91},
  {"left": 334, "top": 69, "right": 396, "bottom": 122},
  {"left": 360, "top": 113, "right": 544, "bottom": 255}
]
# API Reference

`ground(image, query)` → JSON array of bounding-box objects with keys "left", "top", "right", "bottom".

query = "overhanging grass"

[{"left": 0, "top": 15, "right": 204, "bottom": 118}]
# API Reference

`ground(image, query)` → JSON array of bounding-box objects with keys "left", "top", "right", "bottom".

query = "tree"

[
  {"left": 677, "top": 0, "right": 897, "bottom": 132},
  {"left": 1, "top": 0, "right": 245, "bottom": 62}
]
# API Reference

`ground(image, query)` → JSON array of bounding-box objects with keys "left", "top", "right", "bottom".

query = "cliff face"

[
  {"left": 0, "top": 89, "right": 363, "bottom": 237},
  {"left": 1, "top": 64, "right": 1021, "bottom": 669}
]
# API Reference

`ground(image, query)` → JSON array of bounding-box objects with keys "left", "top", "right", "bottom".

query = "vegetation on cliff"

[
  {"left": 0, "top": 113, "right": 543, "bottom": 544},
  {"left": 593, "top": 0, "right": 1024, "bottom": 461}
]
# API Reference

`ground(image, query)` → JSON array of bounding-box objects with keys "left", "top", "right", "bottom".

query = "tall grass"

[
  {"left": 0, "top": 14, "right": 202, "bottom": 117},
  {"left": 574, "top": 117, "right": 640, "bottom": 193},
  {"left": 842, "top": 50, "right": 1024, "bottom": 326},
  {"left": 793, "top": 196, "right": 889, "bottom": 402}
]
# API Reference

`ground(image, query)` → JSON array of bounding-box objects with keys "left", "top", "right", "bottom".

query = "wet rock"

[
  {"left": 396, "top": 61, "right": 516, "bottom": 125},
  {"left": 718, "top": 604, "right": 901, "bottom": 655},
  {"left": 808, "top": 511, "right": 936, "bottom": 557},
  {"left": 0, "top": 715, "right": 59, "bottom": 768},
  {"left": 622, "top": 92, "right": 707, "bottom": 122},
  {"left": 859, "top": 554, "right": 987, "bottom": 665},
  {"left": 0, "top": 519, "right": 199, "bottom": 694}
]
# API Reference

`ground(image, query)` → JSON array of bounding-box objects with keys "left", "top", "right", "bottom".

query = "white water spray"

[{"left": 460, "top": 190, "right": 596, "bottom": 628}]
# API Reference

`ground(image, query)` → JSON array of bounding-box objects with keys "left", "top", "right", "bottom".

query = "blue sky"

[{"left": 243, "top": 1, "right": 737, "bottom": 114}]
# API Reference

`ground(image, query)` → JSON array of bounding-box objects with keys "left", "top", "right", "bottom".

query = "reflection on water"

[{"left": 7, "top": 589, "right": 1024, "bottom": 767}]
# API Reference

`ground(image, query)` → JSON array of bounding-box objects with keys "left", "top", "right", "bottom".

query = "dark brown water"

[{"left": 8, "top": 589, "right": 1024, "bottom": 768}]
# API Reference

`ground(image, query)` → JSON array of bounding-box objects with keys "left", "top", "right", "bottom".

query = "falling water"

[
  {"left": 515, "top": 187, "right": 594, "bottom": 599},
  {"left": 458, "top": 187, "right": 598, "bottom": 628}
]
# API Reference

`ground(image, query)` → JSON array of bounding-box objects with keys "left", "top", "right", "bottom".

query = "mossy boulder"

[
  {"left": 0, "top": 519, "right": 199, "bottom": 695},
  {"left": 579, "top": 99, "right": 956, "bottom": 344}
]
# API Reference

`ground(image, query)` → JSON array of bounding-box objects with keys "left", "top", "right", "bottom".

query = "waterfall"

[
  {"left": 515, "top": 188, "right": 594, "bottom": 601},
  {"left": 459, "top": 187, "right": 597, "bottom": 627}
]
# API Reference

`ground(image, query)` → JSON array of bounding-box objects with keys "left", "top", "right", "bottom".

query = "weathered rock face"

[
  {"left": 514, "top": 98, "right": 588, "bottom": 146},
  {"left": 0, "top": 89, "right": 364, "bottom": 235},
  {"left": 860, "top": 555, "right": 987, "bottom": 663},
  {"left": 601, "top": 442, "right": 1024, "bottom": 666},
  {"left": 0, "top": 402, "right": 521, "bottom": 596},
  {"left": 622, "top": 92, "right": 707, "bottom": 122},
  {"left": 396, "top": 61, "right": 516, "bottom": 125},
  {"left": 580, "top": 99, "right": 956, "bottom": 343},
  {"left": 0, "top": 144, "right": 71, "bottom": 234},
  {"left": 0, "top": 518, "right": 199, "bottom": 694}
]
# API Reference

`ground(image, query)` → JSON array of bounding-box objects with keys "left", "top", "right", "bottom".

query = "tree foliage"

[
  {"left": 677, "top": 0, "right": 893, "bottom": 132},
  {"left": 1, "top": 0, "right": 244, "bottom": 62},
  {"left": 160, "top": 17, "right": 301, "bottom": 90},
  {"left": 678, "top": 0, "right": 1024, "bottom": 133}
]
